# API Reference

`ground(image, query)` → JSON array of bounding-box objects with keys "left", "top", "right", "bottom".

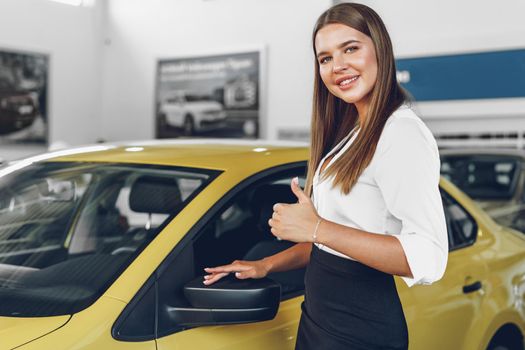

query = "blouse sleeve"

[{"left": 374, "top": 116, "right": 448, "bottom": 287}]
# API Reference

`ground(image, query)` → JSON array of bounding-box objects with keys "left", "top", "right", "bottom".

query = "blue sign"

[{"left": 395, "top": 49, "right": 525, "bottom": 101}]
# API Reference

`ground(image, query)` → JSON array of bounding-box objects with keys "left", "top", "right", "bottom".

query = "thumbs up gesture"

[{"left": 268, "top": 177, "right": 322, "bottom": 243}]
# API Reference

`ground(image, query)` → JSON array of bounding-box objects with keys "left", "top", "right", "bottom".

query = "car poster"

[
  {"left": 0, "top": 48, "right": 48, "bottom": 145},
  {"left": 155, "top": 50, "right": 260, "bottom": 139}
]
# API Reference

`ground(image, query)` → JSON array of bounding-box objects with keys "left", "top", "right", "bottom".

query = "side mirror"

[{"left": 166, "top": 275, "right": 281, "bottom": 327}]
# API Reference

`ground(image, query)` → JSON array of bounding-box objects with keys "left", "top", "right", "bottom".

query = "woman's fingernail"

[{"left": 235, "top": 272, "right": 241, "bottom": 277}]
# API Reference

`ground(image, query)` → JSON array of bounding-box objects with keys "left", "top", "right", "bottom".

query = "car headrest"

[
  {"left": 129, "top": 175, "right": 182, "bottom": 214},
  {"left": 251, "top": 183, "right": 297, "bottom": 235}
]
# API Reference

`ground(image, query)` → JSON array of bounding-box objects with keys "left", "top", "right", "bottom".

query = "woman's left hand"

[{"left": 269, "top": 177, "right": 321, "bottom": 243}]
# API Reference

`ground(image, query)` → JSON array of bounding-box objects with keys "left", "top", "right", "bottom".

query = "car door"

[
  {"left": 397, "top": 190, "right": 489, "bottom": 350},
  {"left": 155, "top": 166, "right": 307, "bottom": 350}
]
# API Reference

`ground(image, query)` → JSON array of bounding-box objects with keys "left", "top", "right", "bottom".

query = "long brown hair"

[{"left": 305, "top": 3, "right": 407, "bottom": 197}]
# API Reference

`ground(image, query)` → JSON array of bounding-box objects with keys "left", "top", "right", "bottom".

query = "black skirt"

[{"left": 295, "top": 245, "right": 409, "bottom": 350}]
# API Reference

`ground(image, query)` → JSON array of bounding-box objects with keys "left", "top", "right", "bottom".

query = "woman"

[{"left": 204, "top": 3, "right": 448, "bottom": 349}]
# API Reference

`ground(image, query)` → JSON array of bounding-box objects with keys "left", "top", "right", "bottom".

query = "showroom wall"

[
  {"left": 358, "top": 0, "right": 525, "bottom": 146},
  {"left": 357, "top": 0, "right": 525, "bottom": 57},
  {"left": 100, "top": 0, "right": 331, "bottom": 141},
  {"left": 0, "top": 0, "right": 104, "bottom": 160},
  {"left": 1, "top": 0, "right": 524, "bottom": 159},
  {"left": 100, "top": 0, "right": 525, "bottom": 143}
]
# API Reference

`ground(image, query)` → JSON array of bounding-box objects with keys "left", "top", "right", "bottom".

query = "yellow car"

[{"left": 0, "top": 141, "right": 524, "bottom": 350}]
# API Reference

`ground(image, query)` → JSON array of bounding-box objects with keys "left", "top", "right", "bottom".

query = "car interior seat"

[{"left": 111, "top": 175, "right": 182, "bottom": 255}]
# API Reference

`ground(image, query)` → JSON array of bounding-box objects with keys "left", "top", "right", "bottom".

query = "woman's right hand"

[{"left": 203, "top": 259, "right": 271, "bottom": 285}]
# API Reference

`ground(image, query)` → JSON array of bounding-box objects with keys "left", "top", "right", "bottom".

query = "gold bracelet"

[{"left": 313, "top": 218, "right": 322, "bottom": 243}]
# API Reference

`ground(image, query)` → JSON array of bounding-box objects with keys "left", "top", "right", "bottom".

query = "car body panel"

[
  {"left": 397, "top": 232, "right": 493, "bottom": 349},
  {"left": 156, "top": 297, "right": 302, "bottom": 350},
  {"left": 50, "top": 142, "right": 309, "bottom": 171},
  {"left": 400, "top": 179, "right": 525, "bottom": 350},
  {"left": 0, "top": 315, "right": 70, "bottom": 349},
  {"left": 14, "top": 297, "right": 155, "bottom": 350}
]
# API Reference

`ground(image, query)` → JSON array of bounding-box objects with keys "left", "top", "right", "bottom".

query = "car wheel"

[
  {"left": 486, "top": 336, "right": 519, "bottom": 350},
  {"left": 183, "top": 114, "right": 194, "bottom": 136},
  {"left": 489, "top": 346, "right": 510, "bottom": 350}
]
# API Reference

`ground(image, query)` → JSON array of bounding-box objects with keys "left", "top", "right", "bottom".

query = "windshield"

[
  {"left": 0, "top": 162, "right": 217, "bottom": 317},
  {"left": 440, "top": 155, "right": 520, "bottom": 200}
]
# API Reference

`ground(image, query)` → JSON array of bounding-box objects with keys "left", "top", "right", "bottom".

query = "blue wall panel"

[{"left": 396, "top": 49, "right": 525, "bottom": 101}]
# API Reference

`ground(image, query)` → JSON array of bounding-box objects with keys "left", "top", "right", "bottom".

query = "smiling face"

[{"left": 315, "top": 23, "right": 378, "bottom": 117}]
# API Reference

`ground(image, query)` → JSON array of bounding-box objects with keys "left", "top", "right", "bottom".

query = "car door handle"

[{"left": 463, "top": 281, "right": 482, "bottom": 294}]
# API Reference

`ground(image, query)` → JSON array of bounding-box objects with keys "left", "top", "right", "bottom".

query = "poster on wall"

[
  {"left": 0, "top": 48, "right": 48, "bottom": 145},
  {"left": 155, "top": 50, "right": 260, "bottom": 139}
]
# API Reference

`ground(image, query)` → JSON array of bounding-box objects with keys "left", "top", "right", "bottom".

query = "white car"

[{"left": 159, "top": 91, "right": 226, "bottom": 135}]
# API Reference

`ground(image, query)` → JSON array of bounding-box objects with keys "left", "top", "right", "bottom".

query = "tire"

[
  {"left": 486, "top": 335, "right": 519, "bottom": 350},
  {"left": 488, "top": 345, "right": 511, "bottom": 350},
  {"left": 183, "top": 114, "right": 194, "bottom": 136}
]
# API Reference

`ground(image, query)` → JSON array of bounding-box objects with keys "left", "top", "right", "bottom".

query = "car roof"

[
  {"left": 440, "top": 147, "right": 525, "bottom": 159},
  {"left": 37, "top": 139, "right": 310, "bottom": 171}
]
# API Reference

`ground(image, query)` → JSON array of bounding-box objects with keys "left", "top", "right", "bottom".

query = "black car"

[
  {"left": 440, "top": 148, "right": 525, "bottom": 232},
  {"left": 0, "top": 76, "right": 38, "bottom": 135}
]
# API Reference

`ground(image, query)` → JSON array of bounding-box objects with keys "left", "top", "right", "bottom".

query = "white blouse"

[{"left": 313, "top": 105, "right": 448, "bottom": 287}]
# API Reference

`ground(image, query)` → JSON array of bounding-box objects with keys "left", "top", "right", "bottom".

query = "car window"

[
  {"left": 167, "top": 96, "right": 184, "bottom": 104},
  {"left": 154, "top": 166, "right": 307, "bottom": 336},
  {"left": 192, "top": 175, "right": 306, "bottom": 296},
  {"left": 440, "top": 155, "right": 520, "bottom": 200},
  {"left": 441, "top": 190, "right": 477, "bottom": 251},
  {"left": 186, "top": 94, "right": 212, "bottom": 102},
  {"left": 0, "top": 162, "right": 217, "bottom": 317}
]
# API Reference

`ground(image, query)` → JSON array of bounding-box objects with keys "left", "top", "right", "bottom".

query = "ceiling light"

[
  {"left": 125, "top": 147, "right": 144, "bottom": 152},
  {"left": 49, "top": 0, "right": 84, "bottom": 6}
]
